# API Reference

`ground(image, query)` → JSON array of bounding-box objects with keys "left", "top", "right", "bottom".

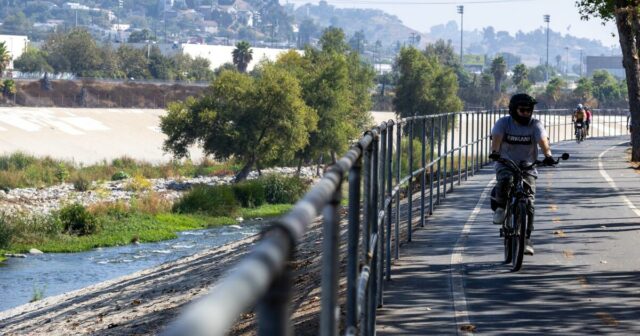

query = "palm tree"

[
  {"left": 491, "top": 56, "right": 507, "bottom": 94},
  {"left": 232, "top": 41, "right": 253, "bottom": 73},
  {"left": 0, "top": 42, "right": 11, "bottom": 77}
]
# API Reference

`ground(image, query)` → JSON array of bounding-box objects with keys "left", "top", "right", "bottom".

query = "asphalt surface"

[{"left": 377, "top": 135, "right": 640, "bottom": 335}]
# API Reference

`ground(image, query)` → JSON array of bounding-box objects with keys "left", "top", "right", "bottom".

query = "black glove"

[
  {"left": 489, "top": 151, "right": 501, "bottom": 161},
  {"left": 543, "top": 155, "right": 555, "bottom": 166}
]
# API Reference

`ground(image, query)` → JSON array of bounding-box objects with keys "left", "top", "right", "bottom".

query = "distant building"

[
  {"left": 0, "top": 35, "right": 29, "bottom": 70},
  {"left": 586, "top": 56, "right": 625, "bottom": 78},
  {"left": 180, "top": 44, "right": 302, "bottom": 72}
]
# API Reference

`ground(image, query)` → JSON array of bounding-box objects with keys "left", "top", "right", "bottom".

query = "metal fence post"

[
  {"left": 395, "top": 123, "right": 401, "bottom": 260},
  {"left": 407, "top": 119, "right": 414, "bottom": 242},
  {"left": 437, "top": 116, "right": 442, "bottom": 204},
  {"left": 257, "top": 251, "right": 293, "bottom": 336},
  {"left": 443, "top": 114, "right": 448, "bottom": 198},
  {"left": 320, "top": 181, "right": 342, "bottom": 336},
  {"left": 377, "top": 126, "right": 385, "bottom": 308},
  {"left": 346, "top": 155, "right": 362, "bottom": 334},
  {"left": 429, "top": 118, "right": 435, "bottom": 215},
  {"left": 451, "top": 113, "right": 455, "bottom": 190},
  {"left": 362, "top": 139, "right": 372, "bottom": 336},
  {"left": 369, "top": 130, "right": 380, "bottom": 330},
  {"left": 458, "top": 112, "right": 462, "bottom": 185},
  {"left": 421, "top": 118, "right": 426, "bottom": 227},
  {"left": 386, "top": 122, "right": 393, "bottom": 279},
  {"left": 465, "top": 112, "right": 469, "bottom": 181}
]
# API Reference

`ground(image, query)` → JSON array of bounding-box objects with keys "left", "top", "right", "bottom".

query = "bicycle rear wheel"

[{"left": 511, "top": 202, "right": 527, "bottom": 272}]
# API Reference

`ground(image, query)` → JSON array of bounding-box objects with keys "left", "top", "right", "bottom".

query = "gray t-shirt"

[{"left": 491, "top": 116, "right": 548, "bottom": 175}]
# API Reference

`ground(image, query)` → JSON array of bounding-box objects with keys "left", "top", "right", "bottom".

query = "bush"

[
  {"left": 125, "top": 175, "right": 152, "bottom": 191},
  {"left": 87, "top": 200, "right": 131, "bottom": 219},
  {"left": 173, "top": 184, "right": 239, "bottom": 216},
  {"left": 262, "top": 174, "right": 308, "bottom": 204},
  {"left": 131, "top": 192, "right": 172, "bottom": 215},
  {"left": 58, "top": 203, "right": 98, "bottom": 235},
  {"left": 0, "top": 215, "right": 13, "bottom": 249},
  {"left": 233, "top": 179, "right": 266, "bottom": 208},
  {"left": 111, "top": 171, "right": 130, "bottom": 181},
  {"left": 72, "top": 174, "right": 92, "bottom": 191},
  {"left": 54, "top": 163, "right": 69, "bottom": 183}
]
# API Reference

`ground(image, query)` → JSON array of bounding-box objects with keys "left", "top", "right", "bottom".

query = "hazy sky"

[{"left": 282, "top": 0, "right": 619, "bottom": 47}]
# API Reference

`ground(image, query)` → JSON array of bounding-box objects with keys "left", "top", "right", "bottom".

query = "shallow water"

[{"left": 0, "top": 221, "right": 266, "bottom": 311}]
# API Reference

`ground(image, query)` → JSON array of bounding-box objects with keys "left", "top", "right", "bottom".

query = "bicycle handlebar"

[{"left": 494, "top": 153, "right": 570, "bottom": 173}]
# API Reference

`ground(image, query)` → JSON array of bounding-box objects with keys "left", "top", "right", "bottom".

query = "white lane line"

[
  {"left": 598, "top": 141, "right": 640, "bottom": 217},
  {"left": 450, "top": 177, "right": 496, "bottom": 335}
]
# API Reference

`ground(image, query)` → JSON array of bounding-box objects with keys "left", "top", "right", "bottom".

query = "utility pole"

[
  {"left": 565, "top": 46, "right": 569, "bottom": 78},
  {"left": 457, "top": 5, "right": 464, "bottom": 65},
  {"left": 544, "top": 14, "right": 550, "bottom": 82}
]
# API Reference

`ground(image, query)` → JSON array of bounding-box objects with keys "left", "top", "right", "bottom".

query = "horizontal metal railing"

[{"left": 162, "top": 108, "right": 629, "bottom": 336}]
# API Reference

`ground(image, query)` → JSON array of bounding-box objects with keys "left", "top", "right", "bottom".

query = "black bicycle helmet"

[{"left": 508, "top": 93, "right": 537, "bottom": 125}]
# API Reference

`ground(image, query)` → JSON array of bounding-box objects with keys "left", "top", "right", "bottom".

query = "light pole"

[
  {"left": 544, "top": 14, "right": 550, "bottom": 82},
  {"left": 457, "top": 5, "right": 464, "bottom": 65},
  {"left": 565, "top": 46, "right": 569, "bottom": 78},
  {"left": 579, "top": 49, "right": 583, "bottom": 77}
]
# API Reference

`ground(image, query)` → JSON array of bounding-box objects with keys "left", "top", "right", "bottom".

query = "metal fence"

[{"left": 162, "top": 108, "right": 629, "bottom": 336}]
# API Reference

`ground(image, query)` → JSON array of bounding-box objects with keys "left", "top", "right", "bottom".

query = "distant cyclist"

[
  {"left": 584, "top": 105, "right": 593, "bottom": 137},
  {"left": 573, "top": 104, "right": 586, "bottom": 139},
  {"left": 489, "top": 93, "right": 554, "bottom": 256}
]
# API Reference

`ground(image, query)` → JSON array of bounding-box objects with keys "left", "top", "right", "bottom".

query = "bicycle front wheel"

[
  {"left": 511, "top": 202, "right": 527, "bottom": 272},
  {"left": 503, "top": 208, "right": 512, "bottom": 264}
]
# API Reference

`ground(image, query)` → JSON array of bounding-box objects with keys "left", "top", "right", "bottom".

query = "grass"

[{"left": 2, "top": 203, "right": 291, "bottom": 254}]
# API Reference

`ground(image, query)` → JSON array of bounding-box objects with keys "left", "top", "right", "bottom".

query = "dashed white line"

[{"left": 450, "top": 177, "right": 495, "bottom": 335}]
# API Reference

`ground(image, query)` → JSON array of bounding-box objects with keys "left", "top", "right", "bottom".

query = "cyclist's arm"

[
  {"left": 538, "top": 136, "right": 552, "bottom": 157},
  {"left": 491, "top": 134, "right": 503, "bottom": 153}
]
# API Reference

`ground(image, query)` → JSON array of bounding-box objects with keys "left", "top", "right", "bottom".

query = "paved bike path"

[{"left": 377, "top": 136, "right": 640, "bottom": 335}]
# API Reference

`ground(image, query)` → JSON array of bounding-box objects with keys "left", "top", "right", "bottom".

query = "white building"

[
  {"left": 0, "top": 35, "right": 29, "bottom": 70},
  {"left": 180, "top": 44, "right": 302, "bottom": 72}
]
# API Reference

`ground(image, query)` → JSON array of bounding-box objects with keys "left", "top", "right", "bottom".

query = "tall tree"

[
  {"left": 161, "top": 66, "right": 317, "bottom": 182},
  {"left": 232, "top": 41, "right": 253, "bottom": 73},
  {"left": 43, "top": 29, "right": 101, "bottom": 76},
  {"left": 394, "top": 46, "right": 462, "bottom": 124},
  {"left": 512, "top": 64, "right": 531, "bottom": 92},
  {"left": 13, "top": 46, "right": 52, "bottom": 73},
  {"left": 577, "top": 0, "right": 640, "bottom": 159},
  {"left": 490, "top": 56, "right": 507, "bottom": 94},
  {"left": 545, "top": 77, "right": 566, "bottom": 108}
]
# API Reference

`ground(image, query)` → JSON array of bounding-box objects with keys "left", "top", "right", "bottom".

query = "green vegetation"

[
  {"left": 0, "top": 152, "right": 242, "bottom": 190},
  {"left": 0, "top": 175, "right": 304, "bottom": 256}
]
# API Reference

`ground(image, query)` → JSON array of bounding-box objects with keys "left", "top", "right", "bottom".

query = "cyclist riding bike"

[
  {"left": 584, "top": 106, "right": 592, "bottom": 137},
  {"left": 489, "top": 93, "right": 554, "bottom": 256}
]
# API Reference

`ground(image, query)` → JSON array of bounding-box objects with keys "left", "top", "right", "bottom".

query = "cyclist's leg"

[{"left": 495, "top": 166, "right": 514, "bottom": 208}]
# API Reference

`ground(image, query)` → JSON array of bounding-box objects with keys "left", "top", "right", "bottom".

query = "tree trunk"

[
  {"left": 316, "top": 154, "right": 323, "bottom": 177},
  {"left": 296, "top": 157, "right": 303, "bottom": 177},
  {"left": 234, "top": 157, "right": 255, "bottom": 183},
  {"left": 615, "top": 3, "right": 640, "bottom": 161}
]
